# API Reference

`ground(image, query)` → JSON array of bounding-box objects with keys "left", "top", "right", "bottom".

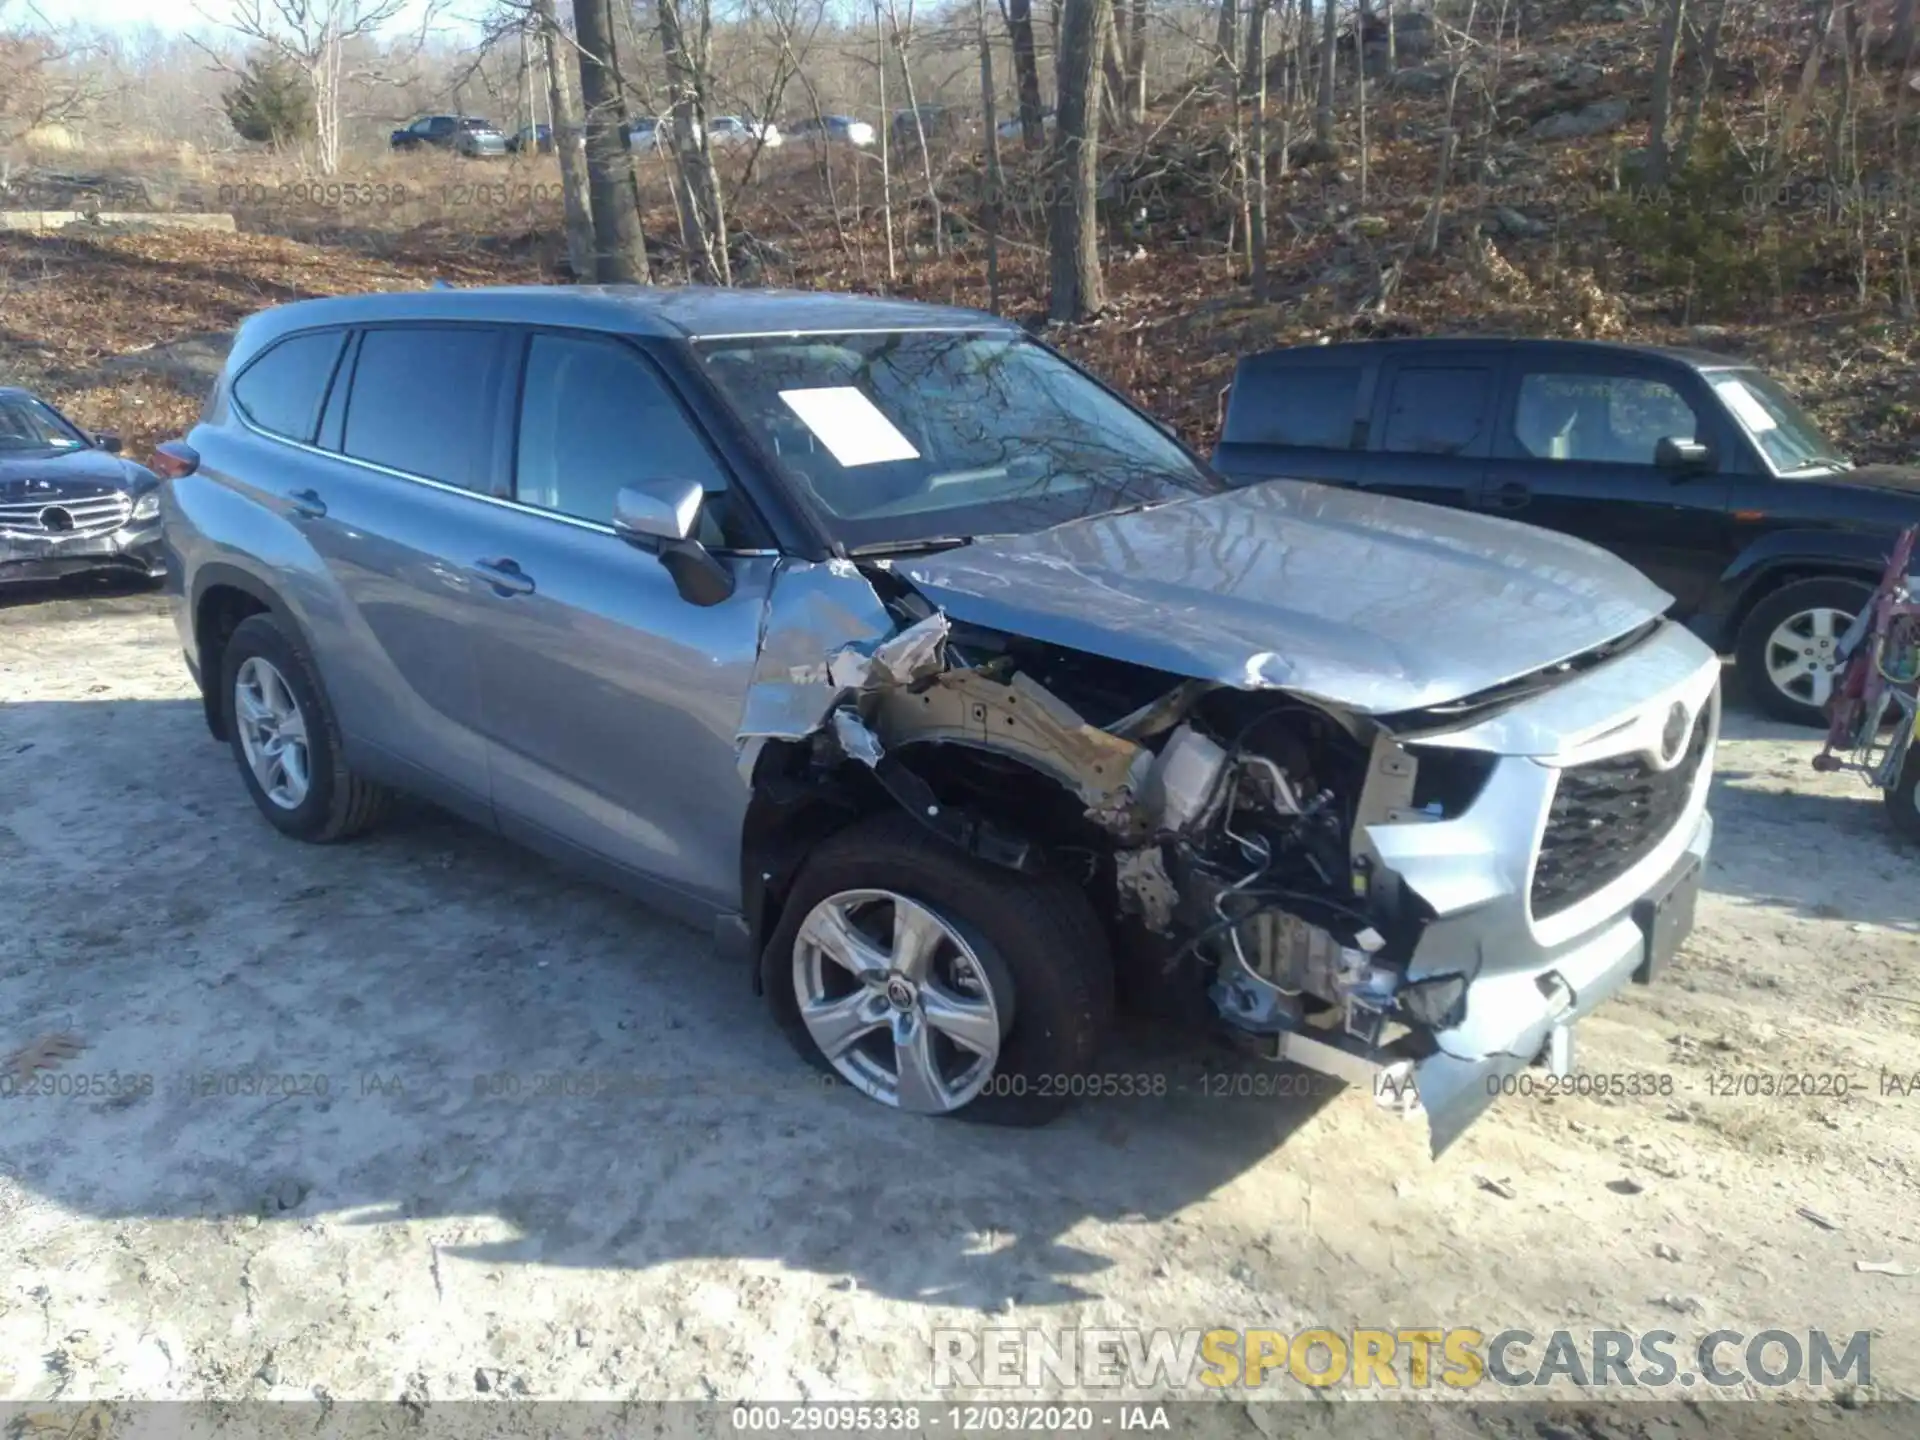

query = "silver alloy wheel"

[
  {"left": 1763, "top": 606, "right": 1853, "bottom": 710},
  {"left": 233, "top": 656, "right": 312, "bottom": 811},
  {"left": 792, "top": 888, "right": 1003, "bottom": 1113}
]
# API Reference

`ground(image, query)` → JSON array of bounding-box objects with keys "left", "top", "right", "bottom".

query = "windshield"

[
  {"left": 0, "top": 395, "right": 88, "bottom": 454},
  {"left": 693, "top": 331, "right": 1219, "bottom": 549},
  {"left": 1711, "top": 370, "right": 1850, "bottom": 474}
]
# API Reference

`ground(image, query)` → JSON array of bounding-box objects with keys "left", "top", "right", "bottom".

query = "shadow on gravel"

[
  {"left": 0, "top": 571, "right": 168, "bottom": 620},
  {"left": 0, "top": 694, "right": 1338, "bottom": 1311}
]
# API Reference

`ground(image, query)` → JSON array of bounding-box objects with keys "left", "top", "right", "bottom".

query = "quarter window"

[
  {"left": 1380, "top": 367, "right": 1493, "bottom": 456},
  {"left": 341, "top": 327, "right": 505, "bottom": 490},
  {"left": 1225, "top": 364, "right": 1361, "bottom": 450},
  {"left": 230, "top": 330, "right": 346, "bottom": 443},
  {"left": 1514, "top": 373, "right": 1699, "bottom": 464}
]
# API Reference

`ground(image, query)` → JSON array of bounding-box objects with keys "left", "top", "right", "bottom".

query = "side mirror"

[
  {"left": 1655, "top": 436, "right": 1711, "bottom": 473},
  {"left": 613, "top": 478, "right": 735, "bottom": 608},
  {"left": 93, "top": 430, "right": 123, "bottom": 454}
]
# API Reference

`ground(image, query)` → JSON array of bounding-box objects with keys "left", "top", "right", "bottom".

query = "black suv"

[
  {"left": 389, "top": 115, "right": 508, "bottom": 157},
  {"left": 1213, "top": 338, "right": 1920, "bottom": 725}
]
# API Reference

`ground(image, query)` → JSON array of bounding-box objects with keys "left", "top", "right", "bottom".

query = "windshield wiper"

[{"left": 844, "top": 536, "right": 973, "bottom": 557}]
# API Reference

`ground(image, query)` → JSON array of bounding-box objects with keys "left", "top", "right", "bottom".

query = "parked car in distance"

[
  {"left": 709, "top": 115, "right": 781, "bottom": 149},
  {"left": 390, "top": 115, "right": 507, "bottom": 157},
  {"left": 506, "top": 122, "right": 552, "bottom": 154},
  {"left": 1213, "top": 337, "right": 1920, "bottom": 726},
  {"left": 157, "top": 287, "right": 1718, "bottom": 1158},
  {"left": 788, "top": 114, "right": 875, "bottom": 148},
  {"left": 0, "top": 387, "right": 164, "bottom": 586},
  {"left": 892, "top": 104, "right": 969, "bottom": 148},
  {"left": 627, "top": 116, "right": 702, "bottom": 150},
  {"left": 995, "top": 109, "right": 1055, "bottom": 141}
]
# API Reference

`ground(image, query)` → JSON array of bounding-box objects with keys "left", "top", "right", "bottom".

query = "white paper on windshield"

[
  {"left": 1713, "top": 379, "right": 1778, "bottom": 433},
  {"left": 778, "top": 387, "right": 920, "bottom": 467}
]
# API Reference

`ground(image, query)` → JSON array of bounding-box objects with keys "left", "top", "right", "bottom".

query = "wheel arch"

[
  {"left": 190, "top": 564, "right": 306, "bottom": 742},
  {"left": 739, "top": 737, "right": 1114, "bottom": 993},
  {"left": 1712, "top": 540, "right": 1886, "bottom": 652}
]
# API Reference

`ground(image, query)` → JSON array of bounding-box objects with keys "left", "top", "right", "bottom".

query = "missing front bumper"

[{"left": 1260, "top": 811, "right": 1713, "bottom": 1157}]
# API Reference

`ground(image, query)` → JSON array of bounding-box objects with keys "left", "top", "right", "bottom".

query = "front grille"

[
  {"left": 1531, "top": 705, "right": 1712, "bottom": 917},
  {"left": 0, "top": 492, "right": 132, "bottom": 537}
]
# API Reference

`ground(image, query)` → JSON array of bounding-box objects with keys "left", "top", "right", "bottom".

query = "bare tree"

[
  {"left": 1123, "top": 0, "right": 1147, "bottom": 123},
  {"left": 1249, "top": 0, "right": 1271, "bottom": 298},
  {"left": 529, "top": 0, "right": 594, "bottom": 281},
  {"left": 196, "top": 0, "right": 433, "bottom": 174},
  {"left": 571, "top": 0, "right": 649, "bottom": 282},
  {"left": 978, "top": 0, "right": 1005, "bottom": 311},
  {"left": 1316, "top": 0, "right": 1336, "bottom": 146},
  {"left": 885, "top": 0, "right": 946, "bottom": 256},
  {"left": 1004, "top": 0, "right": 1047, "bottom": 148},
  {"left": 659, "top": 0, "right": 730, "bottom": 284},
  {"left": 1675, "top": 0, "right": 1730, "bottom": 172},
  {"left": 0, "top": 3, "right": 92, "bottom": 146},
  {"left": 1646, "top": 0, "right": 1688, "bottom": 187},
  {"left": 1048, "top": 0, "right": 1111, "bottom": 320},
  {"left": 1775, "top": 0, "right": 1843, "bottom": 174},
  {"left": 1214, "top": 0, "right": 1238, "bottom": 86}
]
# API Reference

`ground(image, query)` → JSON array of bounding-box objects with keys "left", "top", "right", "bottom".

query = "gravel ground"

[{"left": 1, "top": 579, "right": 1916, "bottom": 1426}]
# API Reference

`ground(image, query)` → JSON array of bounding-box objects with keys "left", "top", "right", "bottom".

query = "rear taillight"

[{"left": 152, "top": 441, "right": 200, "bottom": 480}]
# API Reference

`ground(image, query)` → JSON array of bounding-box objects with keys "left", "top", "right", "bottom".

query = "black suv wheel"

[{"left": 1735, "top": 577, "right": 1874, "bottom": 726}]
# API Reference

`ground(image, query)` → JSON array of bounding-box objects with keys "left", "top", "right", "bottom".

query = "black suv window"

[
  {"left": 1381, "top": 367, "right": 1492, "bottom": 455},
  {"left": 515, "top": 333, "right": 739, "bottom": 546},
  {"left": 341, "top": 327, "right": 505, "bottom": 489},
  {"left": 1227, "top": 364, "right": 1360, "bottom": 449},
  {"left": 231, "top": 329, "right": 346, "bottom": 443},
  {"left": 1514, "top": 372, "right": 1699, "bottom": 465}
]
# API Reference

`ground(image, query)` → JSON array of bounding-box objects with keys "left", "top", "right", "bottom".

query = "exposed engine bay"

[{"left": 739, "top": 557, "right": 1720, "bottom": 1154}]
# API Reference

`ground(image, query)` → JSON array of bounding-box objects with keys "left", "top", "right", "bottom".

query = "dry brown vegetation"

[{"left": 3, "top": 2, "right": 1919, "bottom": 468}]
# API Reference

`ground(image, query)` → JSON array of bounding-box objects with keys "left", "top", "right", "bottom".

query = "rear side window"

[
  {"left": 1380, "top": 367, "right": 1493, "bottom": 456},
  {"left": 230, "top": 330, "right": 345, "bottom": 443},
  {"left": 1226, "top": 364, "right": 1360, "bottom": 449},
  {"left": 341, "top": 327, "right": 504, "bottom": 490}
]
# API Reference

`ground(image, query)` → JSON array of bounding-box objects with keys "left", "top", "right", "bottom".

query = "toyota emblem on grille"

[
  {"left": 39, "top": 505, "right": 75, "bottom": 533},
  {"left": 1659, "top": 702, "right": 1692, "bottom": 764}
]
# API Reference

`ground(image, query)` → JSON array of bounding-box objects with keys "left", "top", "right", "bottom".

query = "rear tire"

[
  {"left": 1887, "top": 738, "right": 1920, "bottom": 847},
  {"left": 221, "top": 612, "right": 391, "bottom": 843},
  {"left": 763, "top": 813, "right": 1114, "bottom": 1125},
  {"left": 1735, "top": 577, "right": 1874, "bottom": 727}
]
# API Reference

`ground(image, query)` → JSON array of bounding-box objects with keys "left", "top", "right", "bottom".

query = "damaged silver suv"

[{"left": 159, "top": 287, "right": 1718, "bottom": 1154}]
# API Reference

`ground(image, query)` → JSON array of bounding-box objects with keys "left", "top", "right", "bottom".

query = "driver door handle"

[
  {"left": 1485, "top": 481, "right": 1530, "bottom": 510},
  {"left": 286, "top": 487, "right": 327, "bottom": 519},
  {"left": 471, "top": 557, "right": 535, "bottom": 596}
]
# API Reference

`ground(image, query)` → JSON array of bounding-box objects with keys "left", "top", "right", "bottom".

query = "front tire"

[
  {"left": 763, "top": 813, "right": 1114, "bottom": 1125},
  {"left": 1735, "top": 577, "right": 1873, "bottom": 726},
  {"left": 1887, "top": 736, "right": 1920, "bottom": 847},
  {"left": 221, "top": 612, "right": 391, "bottom": 842}
]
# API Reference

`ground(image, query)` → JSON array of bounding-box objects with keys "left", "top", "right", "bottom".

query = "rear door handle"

[
  {"left": 1486, "top": 481, "right": 1530, "bottom": 510},
  {"left": 471, "top": 557, "right": 535, "bottom": 596},
  {"left": 287, "top": 487, "right": 327, "bottom": 519}
]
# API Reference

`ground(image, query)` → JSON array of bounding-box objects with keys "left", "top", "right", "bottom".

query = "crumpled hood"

[{"left": 894, "top": 481, "right": 1673, "bottom": 714}]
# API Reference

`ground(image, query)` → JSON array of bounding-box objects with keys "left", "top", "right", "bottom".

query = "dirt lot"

[{"left": 0, "top": 580, "right": 1916, "bottom": 1423}]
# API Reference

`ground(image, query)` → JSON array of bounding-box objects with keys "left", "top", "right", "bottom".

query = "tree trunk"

[
  {"left": 1356, "top": 0, "right": 1369, "bottom": 198},
  {"left": 979, "top": 0, "right": 1004, "bottom": 312},
  {"left": 1898, "top": 0, "right": 1917, "bottom": 62},
  {"left": 1775, "top": 1, "right": 1841, "bottom": 175},
  {"left": 1125, "top": 0, "right": 1148, "bottom": 123},
  {"left": 534, "top": 0, "right": 596, "bottom": 282},
  {"left": 573, "top": 0, "right": 649, "bottom": 283},
  {"left": 1646, "top": 0, "right": 1688, "bottom": 187},
  {"left": 658, "top": 0, "right": 728, "bottom": 284},
  {"left": 1101, "top": 15, "right": 1128, "bottom": 127},
  {"left": 1674, "top": 0, "right": 1727, "bottom": 173},
  {"left": 1215, "top": 0, "right": 1238, "bottom": 86},
  {"left": 1242, "top": 0, "right": 1266, "bottom": 98},
  {"left": 1385, "top": 0, "right": 1397, "bottom": 70},
  {"left": 1316, "top": 0, "right": 1337, "bottom": 146},
  {"left": 877, "top": 0, "right": 896, "bottom": 279},
  {"left": 1048, "top": 0, "right": 1110, "bottom": 321},
  {"left": 888, "top": 5, "right": 948, "bottom": 258},
  {"left": 1249, "top": 0, "right": 1270, "bottom": 298},
  {"left": 1007, "top": 0, "right": 1047, "bottom": 149}
]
